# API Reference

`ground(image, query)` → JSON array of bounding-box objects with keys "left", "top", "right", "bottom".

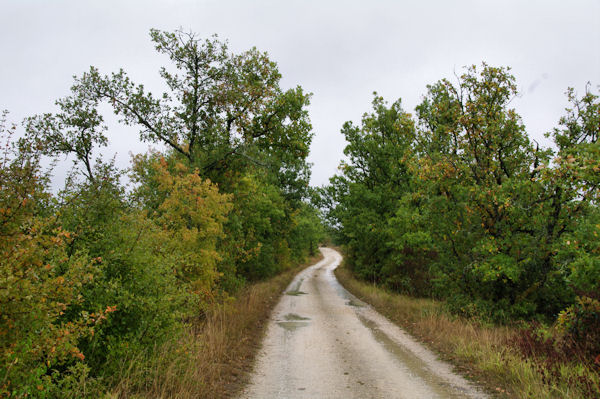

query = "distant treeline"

[
  {"left": 321, "top": 64, "right": 599, "bottom": 331},
  {"left": 0, "top": 29, "right": 324, "bottom": 396}
]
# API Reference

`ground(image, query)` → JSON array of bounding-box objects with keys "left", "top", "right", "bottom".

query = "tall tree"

[
  {"left": 327, "top": 65, "right": 599, "bottom": 320},
  {"left": 73, "top": 29, "right": 313, "bottom": 200},
  {"left": 323, "top": 95, "right": 417, "bottom": 284}
]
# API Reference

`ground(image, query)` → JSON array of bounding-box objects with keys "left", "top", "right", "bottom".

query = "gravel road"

[{"left": 240, "top": 248, "right": 488, "bottom": 399}]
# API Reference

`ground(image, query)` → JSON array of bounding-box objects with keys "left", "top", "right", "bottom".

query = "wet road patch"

[
  {"left": 285, "top": 278, "right": 307, "bottom": 296},
  {"left": 277, "top": 313, "right": 311, "bottom": 331},
  {"left": 276, "top": 321, "right": 310, "bottom": 331},
  {"left": 345, "top": 299, "right": 364, "bottom": 307},
  {"left": 285, "top": 290, "right": 307, "bottom": 296},
  {"left": 283, "top": 313, "right": 310, "bottom": 321}
]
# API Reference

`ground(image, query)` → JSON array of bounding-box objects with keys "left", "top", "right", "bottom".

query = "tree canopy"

[
  {"left": 323, "top": 64, "right": 599, "bottom": 323},
  {"left": 0, "top": 29, "right": 324, "bottom": 397}
]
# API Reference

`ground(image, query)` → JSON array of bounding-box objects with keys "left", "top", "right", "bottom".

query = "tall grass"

[
  {"left": 110, "top": 253, "right": 323, "bottom": 399},
  {"left": 334, "top": 265, "right": 599, "bottom": 398}
]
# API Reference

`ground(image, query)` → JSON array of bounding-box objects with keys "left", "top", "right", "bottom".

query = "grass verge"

[
  {"left": 334, "top": 264, "right": 599, "bottom": 398},
  {"left": 110, "top": 252, "right": 323, "bottom": 399}
]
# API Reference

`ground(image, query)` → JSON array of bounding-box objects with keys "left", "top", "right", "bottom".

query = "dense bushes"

[
  {"left": 323, "top": 65, "right": 599, "bottom": 326},
  {"left": 322, "top": 67, "right": 599, "bottom": 395},
  {"left": 0, "top": 29, "right": 323, "bottom": 397},
  {"left": 0, "top": 113, "right": 97, "bottom": 396}
]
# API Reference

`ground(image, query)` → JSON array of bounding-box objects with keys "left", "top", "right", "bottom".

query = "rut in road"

[{"left": 240, "top": 248, "right": 488, "bottom": 399}]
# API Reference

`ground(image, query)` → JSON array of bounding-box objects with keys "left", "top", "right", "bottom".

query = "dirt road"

[{"left": 240, "top": 248, "right": 487, "bottom": 399}]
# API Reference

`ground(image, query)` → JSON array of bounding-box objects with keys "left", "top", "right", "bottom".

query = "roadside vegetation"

[
  {"left": 0, "top": 29, "right": 324, "bottom": 397},
  {"left": 111, "top": 252, "right": 322, "bottom": 399},
  {"left": 320, "top": 65, "right": 599, "bottom": 397},
  {"left": 336, "top": 265, "right": 599, "bottom": 398},
  {"left": 3, "top": 26, "right": 598, "bottom": 399}
]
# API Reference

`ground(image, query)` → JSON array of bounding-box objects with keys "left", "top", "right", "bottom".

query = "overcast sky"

[{"left": 1, "top": 0, "right": 599, "bottom": 187}]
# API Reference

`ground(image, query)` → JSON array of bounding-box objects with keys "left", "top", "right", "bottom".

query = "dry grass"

[
  {"left": 110, "top": 253, "right": 323, "bottom": 399},
  {"left": 334, "top": 265, "right": 598, "bottom": 398}
]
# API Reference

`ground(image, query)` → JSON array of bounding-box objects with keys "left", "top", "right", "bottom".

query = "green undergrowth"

[{"left": 109, "top": 252, "right": 323, "bottom": 399}]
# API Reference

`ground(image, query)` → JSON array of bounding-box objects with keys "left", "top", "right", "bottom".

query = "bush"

[
  {"left": 557, "top": 293, "right": 600, "bottom": 363},
  {"left": 0, "top": 113, "right": 105, "bottom": 396},
  {"left": 513, "top": 320, "right": 600, "bottom": 397}
]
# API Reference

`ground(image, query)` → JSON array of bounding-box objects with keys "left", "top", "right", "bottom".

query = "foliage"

[
  {"left": 152, "top": 159, "right": 232, "bottom": 298},
  {"left": 557, "top": 294, "right": 600, "bottom": 363},
  {"left": 0, "top": 113, "right": 101, "bottom": 396},
  {"left": 288, "top": 202, "right": 325, "bottom": 259},
  {"left": 324, "top": 65, "right": 599, "bottom": 324},
  {"left": 1, "top": 28, "right": 323, "bottom": 397},
  {"left": 72, "top": 27, "right": 318, "bottom": 285},
  {"left": 513, "top": 320, "right": 600, "bottom": 397},
  {"left": 319, "top": 95, "right": 417, "bottom": 286},
  {"left": 72, "top": 29, "right": 313, "bottom": 200}
]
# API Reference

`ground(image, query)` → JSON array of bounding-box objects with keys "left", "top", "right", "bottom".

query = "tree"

[
  {"left": 1, "top": 28, "right": 322, "bottom": 396},
  {"left": 413, "top": 64, "right": 579, "bottom": 319},
  {"left": 73, "top": 29, "right": 313, "bottom": 200},
  {"left": 327, "top": 65, "right": 599, "bottom": 321},
  {"left": 152, "top": 159, "right": 232, "bottom": 295},
  {"left": 323, "top": 95, "right": 417, "bottom": 285},
  {"left": 25, "top": 88, "right": 108, "bottom": 184},
  {"left": 61, "top": 29, "right": 318, "bottom": 284}
]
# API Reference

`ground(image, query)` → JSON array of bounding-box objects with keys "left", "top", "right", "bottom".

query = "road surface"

[{"left": 240, "top": 248, "right": 487, "bottom": 399}]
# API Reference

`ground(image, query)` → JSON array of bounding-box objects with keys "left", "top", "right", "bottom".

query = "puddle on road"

[
  {"left": 345, "top": 299, "right": 364, "bottom": 307},
  {"left": 286, "top": 277, "right": 308, "bottom": 296},
  {"left": 332, "top": 278, "right": 365, "bottom": 308},
  {"left": 284, "top": 313, "right": 310, "bottom": 321},
  {"left": 285, "top": 290, "right": 307, "bottom": 296},
  {"left": 277, "top": 321, "right": 310, "bottom": 331},
  {"left": 277, "top": 313, "right": 311, "bottom": 331},
  {"left": 358, "top": 315, "right": 475, "bottom": 398}
]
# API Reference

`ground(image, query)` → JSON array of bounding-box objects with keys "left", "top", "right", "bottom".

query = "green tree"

[
  {"left": 322, "top": 95, "right": 418, "bottom": 287},
  {"left": 25, "top": 88, "right": 107, "bottom": 184},
  {"left": 68, "top": 28, "right": 317, "bottom": 283},
  {"left": 73, "top": 29, "right": 313, "bottom": 200},
  {"left": 413, "top": 64, "right": 559, "bottom": 319},
  {"left": 326, "top": 65, "right": 599, "bottom": 322}
]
